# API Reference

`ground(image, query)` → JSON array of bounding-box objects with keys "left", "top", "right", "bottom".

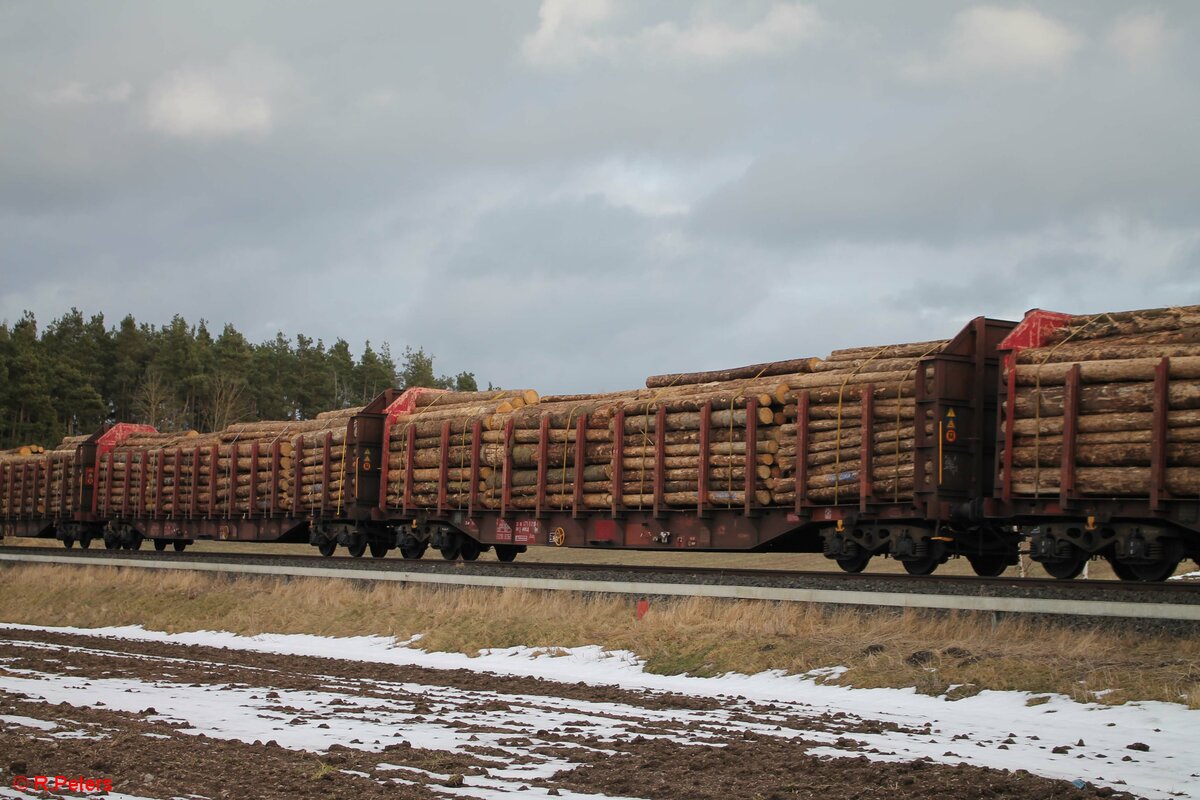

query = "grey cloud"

[{"left": 3, "top": 1, "right": 1200, "bottom": 393}]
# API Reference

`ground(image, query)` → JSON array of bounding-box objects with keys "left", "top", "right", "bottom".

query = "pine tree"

[{"left": 0, "top": 309, "right": 483, "bottom": 446}]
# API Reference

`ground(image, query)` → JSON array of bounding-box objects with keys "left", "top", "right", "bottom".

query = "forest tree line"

[{"left": 0, "top": 309, "right": 480, "bottom": 449}]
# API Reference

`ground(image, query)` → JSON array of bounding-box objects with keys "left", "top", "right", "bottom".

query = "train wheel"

[
  {"left": 369, "top": 541, "right": 389, "bottom": 558},
  {"left": 154, "top": 539, "right": 167, "bottom": 552},
  {"left": 495, "top": 545, "right": 519, "bottom": 563},
  {"left": 967, "top": 555, "right": 1007, "bottom": 577},
  {"left": 347, "top": 539, "right": 367, "bottom": 558},
  {"left": 835, "top": 553, "right": 871, "bottom": 573},
  {"left": 439, "top": 537, "right": 462, "bottom": 561},
  {"left": 78, "top": 536, "right": 91, "bottom": 550},
  {"left": 1125, "top": 557, "right": 1181, "bottom": 583},
  {"left": 460, "top": 538, "right": 482, "bottom": 562},
  {"left": 317, "top": 539, "right": 337, "bottom": 557},
  {"left": 902, "top": 557, "right": 939, "bottom": 576},
  {"left": 1041, "top": 554, "right": 1087, "bottom": 580},
  {"left": 401, "top": 541, "right": 428, "bottom": 560},
  {"left": 173, "top": 540, "right": 187, "bottom": 552},
  {"left": 103, "top": 536, "right": 117, "bottom": 550},
  {"left": 62, "top": 538, "right": 74, "bottom": 549},
  {"left": 129, "top": 535, "right": 143, "bottom": 551},
  {"left": 1108, "top": 557, "right": 1139, "bottom": 582}
]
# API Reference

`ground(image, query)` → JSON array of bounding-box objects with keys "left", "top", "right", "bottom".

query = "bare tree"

[
  {"left": 133, "top": 370, "right": 183, "bottom": 430},
  {"left": 206, "top": 373, "right": 248, "bottom": 432}
]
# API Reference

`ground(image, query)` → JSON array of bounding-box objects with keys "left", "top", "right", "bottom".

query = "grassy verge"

[{"left": 1, "top": 563, "right": 1197, "bottom": 708}]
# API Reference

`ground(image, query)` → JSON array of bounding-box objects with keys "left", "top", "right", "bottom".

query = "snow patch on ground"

[
  {"left": 0, "top": 713, "right": 56, "bottom": 730},
  {"left": 1, "top": 623, "right": 1197, "bottom": 799}
]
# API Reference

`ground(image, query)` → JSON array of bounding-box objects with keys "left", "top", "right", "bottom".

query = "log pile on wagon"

[
  {"left": 1001, "top": 304, "right": 1200, "bottom": 496},
  {"left": 96, "top": 430, "right": 205, "bottom": 516},
  {"left": 380, "top": 339, "right": 950, "bottom": 512},
  {"left": 82, "top": 408, "right": 363, "bottom": 518},
  {"left": 0, "top": 440, "right": 77, "bottom": 516}
]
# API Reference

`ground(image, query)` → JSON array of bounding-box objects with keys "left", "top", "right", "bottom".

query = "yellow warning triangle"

[{"left": 946, "top": 409, "right": 957, "bottom": 418}]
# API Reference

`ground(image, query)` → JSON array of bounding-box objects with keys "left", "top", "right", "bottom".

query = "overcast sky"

[{"left": 2, "top": 2, "right": 1198, "bottom": 392}]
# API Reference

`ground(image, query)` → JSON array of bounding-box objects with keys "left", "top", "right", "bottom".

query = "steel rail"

[
  {"left": 2, "top": 544, "right": 1199, "bottom": 594},
  {"left": 2, "top": 549, "right": 1198, "bottom": 622}
]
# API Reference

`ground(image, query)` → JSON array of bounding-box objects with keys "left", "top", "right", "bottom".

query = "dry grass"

[{"left": 1, "top": 563, "right": 1197, "bottom": 708}]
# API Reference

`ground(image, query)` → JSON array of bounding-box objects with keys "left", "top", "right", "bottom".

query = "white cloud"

[
  {"left": 34, "top": 81, "right": 132, "bottom": 106},
  {"left": 1107, "top": 10, "right": 1169, "bottom": 66},
  {"left": 522, "top": 1, "right": 823, "bottom": 68},
  {"left": 522, "top": 0, "right": 614, "bottom": 67},
  {"left": 553, "top": 156, "right": 751, "bottom": 217},
  {"left": 904, "top": 6, "right": 1084, "bottom": 82},
  {"left": 145, "top": 50, "right": 291, "bottom": 140}
]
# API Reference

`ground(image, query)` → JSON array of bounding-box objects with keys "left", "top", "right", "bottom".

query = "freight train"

[{"left": 2, "top": 305, "right": 1198, "bottom": 582}]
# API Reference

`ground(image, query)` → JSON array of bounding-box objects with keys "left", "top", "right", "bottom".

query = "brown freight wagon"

[
  {"left": 368, "top": 317, "right": 1024, "bottom": 577},
  {"left": 0, "top": 424, "right": 153, "bottom": 548},
  {"left": 986, "top": 307, "right": 1200, "bottom": 581}
]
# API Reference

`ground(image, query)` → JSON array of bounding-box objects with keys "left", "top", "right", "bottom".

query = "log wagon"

[{"left": 4, "top": 304, "right": 1198, "bottom": 581}]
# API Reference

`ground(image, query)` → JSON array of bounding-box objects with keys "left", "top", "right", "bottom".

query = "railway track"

[{"left": 3, "top": 545, "right": 1199, "bottom": 623}]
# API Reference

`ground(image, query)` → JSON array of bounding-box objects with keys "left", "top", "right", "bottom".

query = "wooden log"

[
  {"left": 624, "top": 454, "right": 772, "bottom": 471},
  {"left": 1013, "top": 357, "right": 1200, "bottom": 386},
  {"left": 1009, "top": 442, "right": 1200, "bottom": 468},
  {"left": 1008, "top": 409, "right": 1200, "bottom": 437},
  {"left": 825, "top": 340, "right": 947, "bottom": 362},
  {"left": 397, "top": 443, "right": 614, "bottom": 469},
  {"left": 1007, "top": 466, "right": 1200, "bottom": 496},
  {"left": 1013, "top": 427, "right": 1200, "bottom": 447},
  {"left": 539, "top": 390, "right": 648, "bottom": 404},
  {"left": 811, "top": 356, "right": 932, "bottom": 374},
  {"left": 622, "top": 428, "right": 776, "bottom": 447},
  {"left": 414, "top": 389, "right": 539, "bottom": 407},
  {"left": 778, "top": 368, "right": 920, "bottom": 397},
  {"left": 806, "top": 425, "right": 915, "bottom": 450},
  {"left": 217, "top": 457, "right": 292, "bottom": 470},
  {"left": 314, "top": 406, "right": 363, "bottom": 419},
  {"left": 775, "top": 476, "right": 915, "bottom": 504},
  {"left": 1040, "top": 306, "right": 1200, "bottom": 345},
  {"left": 781, "top": 383, "right": 916, "bottom": 405},
  {"left": 645, "top": 357, "right": 820, "bottom": 388},
  {"left": 1012, "top": 381, "right": 1200, "bottom": 416},
  {"left": 478, "top": 428, "right": 613, "bottom": 445},
  {"left": 622, "top": 489, "right": 773, "bottom": 506},
  {"left": 493, "top": 399, "right": 625, "bottom": 430},
  {"left": 622, "top": 440, "right": 778, "bottom": 458},
  {"left": 389, "top": 402, "right": 516, "bottom": 425},
  {"left": 1015, "top": 340, "right": 1200, "bottom": 364},
  {"left": 804, "top": 402, "right": 915, "bottom": 422},
  {"left": 621, "top": 393, "right": 778, "bottom": 416},
  {"left": 623, "top": 407, "right": 773, "bottom": 433},
  {"left": 506, "top": 493, "right": 611, "bottom": 510}
]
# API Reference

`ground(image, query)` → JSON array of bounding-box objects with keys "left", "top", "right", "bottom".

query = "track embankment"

[{"left": 2, "top": 546, "right": 1197, "bottom": 623}]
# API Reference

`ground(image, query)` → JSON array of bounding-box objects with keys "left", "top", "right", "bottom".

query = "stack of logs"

[
  {"left": 89, "top": 407, "right": 364, "bottom": 517},
  {"left": 97, "top": 430, "right": 207, "bottom": 516},
  {"left": 384, "top": 390, "right": 550, "bottom": 509},
  {"left": 382, "top": 341, "right": 946, "bottom": 511},
  {"left": 292, "top": 406, "right": 363, "bottom": 512},
  {"left": 0, "top": 449, "right": 43, "bottom": 516},
  {"left": 0, "top": 438, "right": 81, "bottom": 517},
  {"left": 1001, "top": 305, "right": 1200, "bottom": 497},
  {"left": 768, "top": 340, "right": 947, "bottom": 505}
]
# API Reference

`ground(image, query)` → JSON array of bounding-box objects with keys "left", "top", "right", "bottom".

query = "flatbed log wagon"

[{"left": 2, "top": 305, "right": 1198, "bottom": 581}]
